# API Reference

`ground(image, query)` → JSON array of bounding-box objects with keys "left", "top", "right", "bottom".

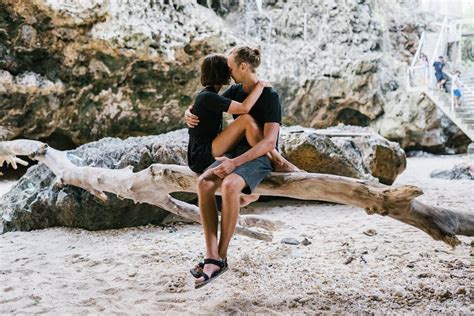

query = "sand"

[{"left": 0, "top": 155, "right": 472, "bottom": 314}]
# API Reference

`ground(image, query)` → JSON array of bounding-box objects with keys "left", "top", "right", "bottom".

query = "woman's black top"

[{"left": 187, "top": 86, "right": 232, "bottom": 173}]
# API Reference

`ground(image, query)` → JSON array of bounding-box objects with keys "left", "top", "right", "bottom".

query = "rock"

[
  {"left": 301, "top": 238, "right": 312, "bottom": 246},
  {"left": 430, "top": 163, "right": 474, "bottom": 180},
  {"left": 0, "top": 126, "right": 406, "bottom": 233},
  {"left": 281, "top": 238, "right": 300, "bottom": 245},
  {"left": 0, "top": 129, "right": 188, "bottom": 233},
  {"left": 280, "top": 125, "right": 406, "bottom": 184},
  {"left": 344, "top": 256, "right": 355, "bottom": 264},
  {"left": 372, "top": 92, "right": 470, "bottom": 154},
  {"left": 437, "top": 290, "right": 453, "bottom": 301},
  {"left": 417, "top": 272, "right": 432, "bottom": 278},
  {"left": 363, "top": 229, "right": 377, "bottom": 236}
]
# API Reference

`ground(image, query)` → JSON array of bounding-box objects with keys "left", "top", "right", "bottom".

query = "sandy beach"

[{"left": 0, "top": 155, "right": 472, "bottom": 314}]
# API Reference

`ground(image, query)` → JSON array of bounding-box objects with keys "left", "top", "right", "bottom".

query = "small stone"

[
  {"left": 456, "top": 287, "right": 466, "bottom": 295},
  {"left": 393, "top": 285, "right": 405, "bottom": 297},
  {"left": 437, "top": 290, "right": 452, "bottom": 301},
  {"left": 363, "top": 229, "right": 377, "bottom": 236},
  {"left": 344, "top": 256, "right": 355, "bottom": 265},
  {"left": 406, "top": 262, "right": 415, "bottom": 268},
  {"left": 417, "top": 272, "right": 432, "bottom": 278},
  {"left": 301, "top": 238, "right": 312, "bottom": 246},
  {"left": 281, "top": 238, "right": 300, "bottom": 245}
]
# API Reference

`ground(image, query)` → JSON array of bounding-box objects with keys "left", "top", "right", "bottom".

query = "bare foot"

[
  {"left": 272, "top": 159, "right": 301, "bottom": 173},
  {"left": 240, "top": 194, "right": 259, "bottom": 207}
]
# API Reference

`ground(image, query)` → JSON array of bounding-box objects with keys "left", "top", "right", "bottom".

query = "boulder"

[
  {"left": 430, "top": 163, "right": 474, "bottom": 180},
  {"left": 0, "top": 126, "right": 406, "bottom": 233}
]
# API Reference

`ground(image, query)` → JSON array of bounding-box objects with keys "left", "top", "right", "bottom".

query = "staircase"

[
  {"left": 456, "top": 72, "right": 474, "bottom": 135},
  {"left": 407, "top": 17, "right": 474, "bottom": 141},
  {"left": 423, "top": 86, "right": 474, "bottom": 141}
]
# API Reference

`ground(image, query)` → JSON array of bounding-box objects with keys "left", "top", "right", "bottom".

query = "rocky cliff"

[{"left": 0, "top": 0, "right": 470, "bottom": 152}]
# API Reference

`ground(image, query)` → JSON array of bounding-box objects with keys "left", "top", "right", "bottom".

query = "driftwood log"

[{"left": 0, "top": 140, "right": 472, "bottom": 247}]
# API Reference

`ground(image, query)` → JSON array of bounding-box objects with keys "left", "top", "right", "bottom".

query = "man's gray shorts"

[{"left": 207, "top": 143, "right": 272, "bottom": 195}]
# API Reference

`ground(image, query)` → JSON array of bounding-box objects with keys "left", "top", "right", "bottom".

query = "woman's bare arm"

[{"left": 227, "top": 81, "right": 271, "bottom": 114}]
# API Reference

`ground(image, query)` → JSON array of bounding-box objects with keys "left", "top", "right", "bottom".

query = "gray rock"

[
  {"left": 281, "top": 238, "right": 300, "bottom": 245},
  {"left": 280, "top": 125, "right": 406, "bottom": 184},
  {"left": 430, "top": 164, "right": 474, "bottom": 180}
]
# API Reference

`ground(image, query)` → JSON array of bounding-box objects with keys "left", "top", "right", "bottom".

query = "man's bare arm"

[{"left": 184, "top": 105, "right": 199, "bottom": 128}]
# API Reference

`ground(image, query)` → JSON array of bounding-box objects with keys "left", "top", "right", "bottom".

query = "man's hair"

[
  {"left": 200, "top": 54, "right": 231, "bottom": 86},
  {"left": 439, "top": 56, "right": 444, "bottom": 59},
  {"left": 229, "top": 46, "right": 261, "bottom": 73}
]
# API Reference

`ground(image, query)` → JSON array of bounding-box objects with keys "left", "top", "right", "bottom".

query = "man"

[
  {"left": 433, "top": 56, "right": 447, "bottom": 91},
  {"left": 185, "top": 46, "right": 284, "bottom": 288}
]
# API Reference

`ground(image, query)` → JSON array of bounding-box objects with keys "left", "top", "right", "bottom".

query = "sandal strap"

[{"left": 203, "top": 258, "right": 225, "bottom": 268}]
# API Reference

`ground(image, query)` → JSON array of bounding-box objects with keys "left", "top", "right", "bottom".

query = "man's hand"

[
  {"left": 185, "top": 105, "right": 199, "bottom": 128},
  {"left": 213, "top": 156, "right": 237, "bottom": 178}
]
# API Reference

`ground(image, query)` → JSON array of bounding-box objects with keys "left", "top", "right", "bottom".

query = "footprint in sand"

[
  {"left": 165, "top": 275, "right": 186, "bottom": 293},
  {"left": 2, "top": 287, "right": 14, "bottom": 293}
]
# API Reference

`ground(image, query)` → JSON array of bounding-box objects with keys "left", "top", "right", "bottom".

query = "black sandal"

[
  {"left": 194, "top": 258, "right": 228, "bottom": 289},
  {"left": 189, "top": 261, "right": 204, "bottom": 278}
]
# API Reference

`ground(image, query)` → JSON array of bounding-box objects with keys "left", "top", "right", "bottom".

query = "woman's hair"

[
  {"left": 229, "top": 46, "right": 261, "bottom": 73},
  {"left": 200, "top": 54, "right": 231, "bottom": 86}
]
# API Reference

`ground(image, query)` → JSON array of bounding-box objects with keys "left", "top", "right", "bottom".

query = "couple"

[{"left": 185, "top": 46, "right": 299, "bottom": 289}]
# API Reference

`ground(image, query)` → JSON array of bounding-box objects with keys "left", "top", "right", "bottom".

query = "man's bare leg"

[
  {"left": 218, "top": 174, "right": 247, "bottom": 260},
  {"left": 195, "top": 169, "right": 223, "bottom": 285}
]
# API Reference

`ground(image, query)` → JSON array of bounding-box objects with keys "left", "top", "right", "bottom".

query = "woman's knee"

[{"left": 239, "top": 114, "right": 259, "bottom": 130}]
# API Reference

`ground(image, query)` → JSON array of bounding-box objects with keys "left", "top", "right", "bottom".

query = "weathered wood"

[{"left": 1, "top": 140, "right": 472, "bottom": 247}]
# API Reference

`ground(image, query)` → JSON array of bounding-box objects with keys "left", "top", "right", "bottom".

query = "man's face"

[{"left": 227, "top": 54, "right": 243, "bottom": 83}]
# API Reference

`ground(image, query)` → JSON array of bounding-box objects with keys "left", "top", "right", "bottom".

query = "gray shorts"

[{"left": 207, "top": 144, "right": 272, "bottom": 195}]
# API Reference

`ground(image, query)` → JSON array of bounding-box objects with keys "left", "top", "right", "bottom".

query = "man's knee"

[
  {"left": 197, "top": 174, "right": 218, "bottom": 192},
  {"left": 221, "top": 175, "right": 245, "bottom": 197}
]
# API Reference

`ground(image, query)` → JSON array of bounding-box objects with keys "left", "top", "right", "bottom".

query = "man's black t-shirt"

[
  {"left": 187, "top": 86, "right": 232, "bottom": 173},
  {"left": 222, "top": 83, "right": 282, "bottom": 147}
]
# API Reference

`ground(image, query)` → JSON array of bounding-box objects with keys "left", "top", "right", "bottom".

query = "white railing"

[
  {"left": 407, "top": 16, "right": 474, "bottom": 115},
  {"left": 406, "top": 31, "right": 428, "bottom": 90}
]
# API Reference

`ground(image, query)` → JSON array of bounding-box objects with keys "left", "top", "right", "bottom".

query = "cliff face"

[
  {"left": 0, "top": 0, "right": 224, "bottom": 148},
  {"left": 0, "top": 0, "right": 470, "bottom": 152}
]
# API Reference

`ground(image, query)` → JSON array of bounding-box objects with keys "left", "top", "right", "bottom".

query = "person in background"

[
  {"left": 433, "top": 56, "right": 447, "bottom": 91},
  {"left": 452, "top": 70, "right": 464, "bottom": 108},
  {"left": 419, "top": 53, "right": 429, "bottom": 85}
]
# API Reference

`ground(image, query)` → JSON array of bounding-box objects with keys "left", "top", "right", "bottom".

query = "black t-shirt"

[
  {"left": 187, "top": 86, "right": 232, "bottom": 173},
  {"left": 188, "top": 86, "right": 232, "bottom": 142},
  {"left": 222, "top": 84, "right": 282, "bottom": 147}
]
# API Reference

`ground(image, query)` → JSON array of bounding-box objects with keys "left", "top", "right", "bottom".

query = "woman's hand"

[
  {"left": 259, "top": 80, "right": 272, "bottom": 88},
  {"left": 185, "top": 105, "right": 199, "bottom": 128}
]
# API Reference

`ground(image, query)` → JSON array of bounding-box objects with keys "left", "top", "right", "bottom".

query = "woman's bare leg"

[{"left": 212, "top": 114, "right": 300, "bottom": 172}]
